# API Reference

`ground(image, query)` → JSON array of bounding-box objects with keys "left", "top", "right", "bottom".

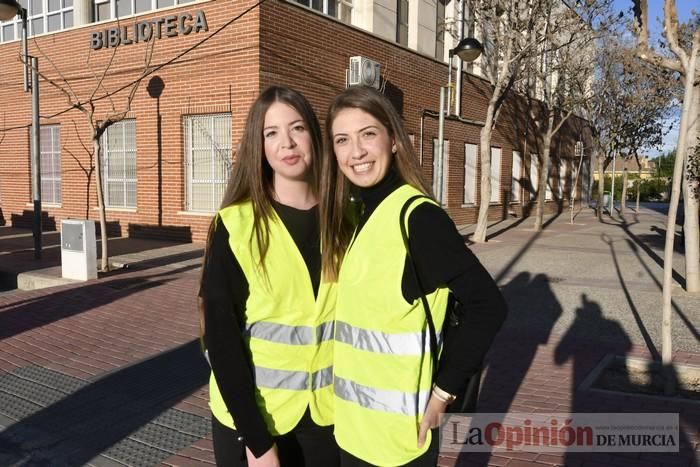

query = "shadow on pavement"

[
  {"left": 554, "top": 294, "right": 698, "bottom": 467},
  {"left": 0, "top": 339, "right": 209, "bottom": 466},
  {"left": 455, "top": 272, "right": 563, "bottom": 466},
  {"left": 0, "top": 261, "right": 198, "bottom": 340}
]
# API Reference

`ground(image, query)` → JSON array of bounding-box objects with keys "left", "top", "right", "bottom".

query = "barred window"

[
  {"left": 40, "top": 125, "right": 61, "bottom": 205},
  {"left": 101, "top": 119, "right": 137, "bottom": 208},
  {"left": 184, "top": 114, "right": 232, "bottom": 212}
]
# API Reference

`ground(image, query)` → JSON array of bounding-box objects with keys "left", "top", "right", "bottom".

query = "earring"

[{"left": 392, "top": 146, "right": 397, "bottom": 154}]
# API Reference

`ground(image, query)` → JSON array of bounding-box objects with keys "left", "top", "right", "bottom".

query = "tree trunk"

[
  {"left": 597, "top": 153, "right": 605, "bottom": 220},
  {"left": 535, "top": 118, "right": 554, "bottom": 231},
  {"left": 660, "top": 44, "right": 698, "bottom": 394},
  {"left": 682, "top": 83, "right": 700, "bottom": 293},
  {"left": 473, "top": 102, "right": 496, "bottom": 243},
  {"left": 93, "top": 137, "right": 109, "bottom": 272},
  {"left": 621, "top": 168, "right": 628, "bottom": 215},
  {"left": 636, "top": 165, "right": 642, "bottom": 211}
]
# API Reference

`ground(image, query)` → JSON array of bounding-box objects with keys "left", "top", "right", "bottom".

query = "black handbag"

[{"left": 399, "top": 195, "right": 482, "bottom": 414}]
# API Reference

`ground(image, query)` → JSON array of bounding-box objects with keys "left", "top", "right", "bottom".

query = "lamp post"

[
  {"left": 1, "top": 0, "right": 41, "bottom": 259},
  {"left": 435, "top": 37, "right": 482, "bottom": 204}
]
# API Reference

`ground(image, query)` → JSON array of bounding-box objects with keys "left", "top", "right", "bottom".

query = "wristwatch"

[{"left": 432, "top": 384, "right": 457, "bottom": 404}]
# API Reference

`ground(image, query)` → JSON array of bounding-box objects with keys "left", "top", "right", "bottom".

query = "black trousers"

[
  {"left": 211, "top": 409, "right": 339, "bottom": 467},
  {"left": 339, "top": 428, "right": 439, "bottom": 467}
]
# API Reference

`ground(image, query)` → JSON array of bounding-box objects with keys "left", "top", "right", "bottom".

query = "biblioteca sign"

[{"left": 90, "top": 10, "right": 208, "bottom": 50}]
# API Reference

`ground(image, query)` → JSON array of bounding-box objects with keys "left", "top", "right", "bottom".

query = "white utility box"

[{"left": 61, "top": 220, "right": 97, "bottom": 281}]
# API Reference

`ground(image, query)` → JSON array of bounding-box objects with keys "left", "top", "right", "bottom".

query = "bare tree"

[
  {"left": 523, "top": 0, "right": 599, "bottom": 231},
  {"left": 32, "top": 34, "right": 154, "bottom": 272},
  {"left": 467, "top": 0, "right": 545, "bottom": 242},
  {"left": 632, "top": 0, "right": 700, "bottom": 393}
]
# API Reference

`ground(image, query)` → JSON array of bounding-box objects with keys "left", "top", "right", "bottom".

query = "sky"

[{"left": 612, "top": 0, "right": 697, "bottom": 157}]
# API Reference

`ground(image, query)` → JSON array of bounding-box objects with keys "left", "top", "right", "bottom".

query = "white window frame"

[
  {"left": 511, "top": 150, "right": 522, "bottom": 203},
  {"left": 40, "top": 125, "right": 61, "bottom": 205},
  {"left": 463, "top": 143, "right": 477, "bottom": 205},
  {"left": 490, "top": 147, "right": 501, "bottom": 204},
  {"left": 101, "top": 119, "right": 137, "bottom": 209},
  {"left": 0, "top": 0, "right": 73, "bottom": 42},
  {"left": 184, "top": 113, "right": 232, "bottom": 213}
]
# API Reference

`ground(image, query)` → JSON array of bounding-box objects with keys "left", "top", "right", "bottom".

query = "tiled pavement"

[{"left": 0, "top": 205, "right": 698, "bottom": 466}]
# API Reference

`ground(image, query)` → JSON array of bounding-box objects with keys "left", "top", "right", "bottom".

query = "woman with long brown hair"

[
  {"left": 320, "top": 86, "right": 507, "bottom": 466},
  {"left": 200, "top": 86, "right": 338, "bottom": 467}
]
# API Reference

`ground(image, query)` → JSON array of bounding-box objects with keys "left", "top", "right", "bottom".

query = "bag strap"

[{"left": 399, "top": 194, "right": 439, "bottom": 380}]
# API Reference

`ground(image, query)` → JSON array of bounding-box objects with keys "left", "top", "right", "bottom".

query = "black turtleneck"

[{"left": 351, "top": 167, "right": 508, "bottom": 395}]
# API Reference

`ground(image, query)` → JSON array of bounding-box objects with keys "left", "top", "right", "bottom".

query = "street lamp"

[
  {"left": 435, "top": 37, "right": 483, "bottom": 203},
  {"left": 1, "top": 0, "right": 42, "bottom": 259}
]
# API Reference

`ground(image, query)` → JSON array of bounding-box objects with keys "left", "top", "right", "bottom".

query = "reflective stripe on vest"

[
  {"left": 255, "top": 365, "right": 333, "bottom": 390},
  {"left": 335, "top": 320, "right": 437, "bottom": 355},
  {"left": 334, "top": 375, "right": 430, "bottom": 417},
  {"left": 245, "top": 321, "right": 335, "bottom": 345}
]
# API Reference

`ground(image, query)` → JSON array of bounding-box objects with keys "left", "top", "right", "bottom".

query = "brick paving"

[{"left": 0, "top": 205, "right": 698, "bottom": 466}]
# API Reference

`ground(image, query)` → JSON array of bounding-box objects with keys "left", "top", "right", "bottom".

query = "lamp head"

[
  {"left": 451, "top": 37, "right": 483, "bottom": 62},
  {"left": 0, "top": 0, "right": 22, "bottom": 21}
]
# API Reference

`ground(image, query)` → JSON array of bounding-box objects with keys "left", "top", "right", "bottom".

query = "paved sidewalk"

[{"left": 0, "top": 205, "right": 697, "bottom": 466}]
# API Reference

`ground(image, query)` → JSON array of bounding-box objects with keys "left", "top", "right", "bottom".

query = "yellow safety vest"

[
  {"left": 208, "top": 201, "right": 335, "bottom": 435},
  {"left": 333, "top": 184, "right": 449, "bottom": 466}
]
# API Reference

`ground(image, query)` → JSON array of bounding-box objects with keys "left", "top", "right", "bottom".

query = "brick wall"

[{"left": 0, "top": 0, "right": 591, "bottom": 242}]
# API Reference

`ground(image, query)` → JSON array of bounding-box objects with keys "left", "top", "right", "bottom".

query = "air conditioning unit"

[{"left": 348, "top": 56, "right": 381, "bottom": 89}]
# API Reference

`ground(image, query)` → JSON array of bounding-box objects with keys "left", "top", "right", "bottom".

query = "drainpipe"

[{"left": 455, "top": 0, "right": 466, "bottom": 116}]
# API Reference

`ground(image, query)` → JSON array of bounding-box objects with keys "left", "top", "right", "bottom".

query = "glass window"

[
  {"left": 530, "top": 154, "right": 539, "bottom": 199},
  {"left": 48, "top": 0, "right": 61, "bottom": 12},
  {"left": 96, "top": 2, "right": 111, "bottom": 21},
  {"left": 116, "top": 0, "right": 131, "bottom": 17},
  {"left": 156, "top": 0, "right": 173, "bottom": 8},
  {"left": 435, "top": 0, "right": 445, "bottom": 60},
  {"left": 135, "top": 0, "right": 150, "bottom": 13},
  {"left": 30, "top": 0, "right": 43, "bottom": 14},
  {"left": 185, "top": 114, "right": 232, "bottom": 212},
  {"left": 397, "top": 0, "right": 408, "bottom": 45},
  {"left": 40, "top": 125, "right": 62, "bottom": 205},
  {"left": 31, "top": 17, "right": 43, "bottom": 35},
  {"left": 102, "top": 120, "right": 137, "bottom": 208},
  {"left": 464, "top": 143, "right": 477, "bottom": 204},
  {"left": 63, "top": 10, "right": 72, "bottom": 27},
  {"left": 511, "top": 150, "right": 522, "bottom": 202},
  {"left": 47, "top": 13, "right": 61, "bottom": 32},
  {"left": 2, "top": 24, "right": 14, "bottom": 41},
  {"left": 490, "top": 147, "right": 501, "bottom": 203}
]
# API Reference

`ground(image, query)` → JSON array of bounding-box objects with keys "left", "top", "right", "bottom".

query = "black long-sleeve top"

[
  {"left": 199, "top": 201, "right": 320, "bottom": 458},
  {"left": 351, "top": 168, "right": 508, "bottom": 394}
]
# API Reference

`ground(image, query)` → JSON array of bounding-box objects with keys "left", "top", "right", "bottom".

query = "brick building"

[{"left": 0, "top": 0, "right": 591, "bottom": 242}]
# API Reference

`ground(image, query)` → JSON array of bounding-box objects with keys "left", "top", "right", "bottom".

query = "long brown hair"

[
  {"left": 320, "top": 86, "right": 432, "bottom": 281},
  {"left": 216, "top": 86, "right": 322, "bottom": 266}
]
